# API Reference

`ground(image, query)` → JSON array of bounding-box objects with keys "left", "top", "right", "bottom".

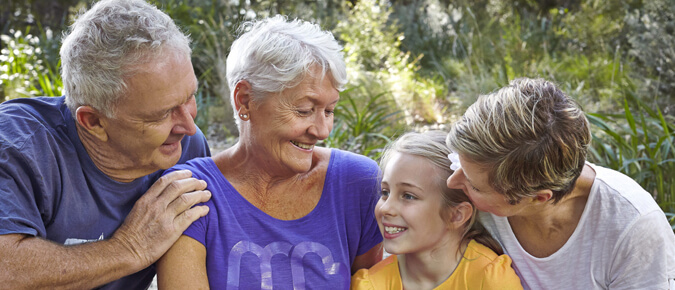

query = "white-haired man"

[{"left": 0, "top": 0, "right": 212, "bottom": 288}]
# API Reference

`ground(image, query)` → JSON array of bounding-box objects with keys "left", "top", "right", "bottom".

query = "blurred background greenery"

[{"left": 1, "top": 0, "right": 673, "bottom": 227}]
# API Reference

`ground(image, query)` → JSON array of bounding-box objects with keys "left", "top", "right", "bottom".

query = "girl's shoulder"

[
  {"left": 351, "top": 255, "right": 402, "bottom": 290},
  {"left": 459, "top": 240, "right": 523, "bottom": 290}
]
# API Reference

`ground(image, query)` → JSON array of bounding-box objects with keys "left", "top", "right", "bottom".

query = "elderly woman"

[
  {"left": 445, "top": 78, "right": 675, "bottom": 289},
  {"left": 156, "top": 16, "right": 383, "bottom": 289}
]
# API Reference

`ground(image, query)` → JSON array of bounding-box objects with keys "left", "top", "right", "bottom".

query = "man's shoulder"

[{"left": 0, "top": 96, "right": 70, "bottom": 147}]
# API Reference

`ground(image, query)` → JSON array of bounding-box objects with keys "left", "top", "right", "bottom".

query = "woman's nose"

[{"left": 447, "top": 169, "right": 465, "bottom": 190}]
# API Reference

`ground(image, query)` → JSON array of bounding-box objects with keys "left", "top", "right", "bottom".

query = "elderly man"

[{"left": 0, "top": 0, "right": 212, "bottom": 288}]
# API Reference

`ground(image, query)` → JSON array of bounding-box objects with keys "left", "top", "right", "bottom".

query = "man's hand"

[
  {"left": 0, "top": 170, "right": 211, "bottom": 289},
  {"left": 111, "top": 169, "right": 211, "bottom": 271}
]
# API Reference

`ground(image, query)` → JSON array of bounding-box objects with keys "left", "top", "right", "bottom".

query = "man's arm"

[{"left": 0, "top": 170, "right": 210, "bottom": 289}]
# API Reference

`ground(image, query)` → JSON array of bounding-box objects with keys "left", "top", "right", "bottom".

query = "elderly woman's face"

[{"left": 247, "top": 71, "right": 339, "bottom": 174}]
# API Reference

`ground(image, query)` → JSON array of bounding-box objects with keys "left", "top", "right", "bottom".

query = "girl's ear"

[{"left": 448, "top": 201, "right": 474, "bottom": 230}]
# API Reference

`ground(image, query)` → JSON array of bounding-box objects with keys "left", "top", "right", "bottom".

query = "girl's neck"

[{"left": 398, "top": 237, "right": 467, "bottom": 290}]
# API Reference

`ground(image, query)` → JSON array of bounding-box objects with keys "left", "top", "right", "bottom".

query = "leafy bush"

[
  {"left": 624, "top": 0, "right": 675, "bottom": 113},
  {"left": 1, "top": 27, "right": 62, "bottom": 100},
  {"left": 322, "top": 86, "right": 403, "bottom": 160},
  {"left": 335, "top": 0, "right": 446, "bottom": 125}
]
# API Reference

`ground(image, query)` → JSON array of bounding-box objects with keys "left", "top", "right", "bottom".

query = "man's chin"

[{"left": 157, "top": 144, "right": 183, "bottom": 169}]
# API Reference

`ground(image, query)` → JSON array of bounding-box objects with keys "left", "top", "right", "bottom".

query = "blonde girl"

[{"left": 351, "top": 131, "right": 522, "bottom": 290}]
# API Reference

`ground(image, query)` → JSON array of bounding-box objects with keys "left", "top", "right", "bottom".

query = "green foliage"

[
  {"left": 1, "top": 27, "right": 62, "bottom": 100},
  {"left": 624, "top": 0, "right": 675, "bottom": 109},
  {"left": 587, "top": 86, "right": 675, "bottom": 216},
  {"left": 335, "top": 0, "right": 446, "bottom": 124},
  {"left": 322, "top": 87, "right": 403, "bottom": 160}
]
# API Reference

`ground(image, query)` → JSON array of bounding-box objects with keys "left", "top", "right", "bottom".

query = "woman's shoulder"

[
  {"left": 165, "top": 156, "right": 218, "bottom": 179},
  {"left": 328, "top": 148, "right": 377, "bottom": 165},
  {"left": 326, "top": 148, "right": 379, "bottom": 174}
]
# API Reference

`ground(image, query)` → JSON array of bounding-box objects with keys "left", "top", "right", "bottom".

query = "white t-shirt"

[{"left": 480, "top": 163, "right": 675, "bottom": 289}]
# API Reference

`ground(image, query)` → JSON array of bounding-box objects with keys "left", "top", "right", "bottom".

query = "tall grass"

[{"left": 587, "top": 87, "right": 675, "bottom": 221}]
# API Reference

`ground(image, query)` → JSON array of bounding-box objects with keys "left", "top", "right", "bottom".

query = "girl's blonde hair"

[{"left": 379, "top": 130, "right": 503, "bottom": 254}]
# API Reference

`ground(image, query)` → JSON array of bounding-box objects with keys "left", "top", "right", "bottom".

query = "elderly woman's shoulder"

[{"left": 327, "top": 148, "right": 378, "bottom": 167}]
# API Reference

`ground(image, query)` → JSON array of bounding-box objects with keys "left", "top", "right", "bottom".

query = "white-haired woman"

[{"left": 156, "top": 16, "right": 383, "bottom": 289}]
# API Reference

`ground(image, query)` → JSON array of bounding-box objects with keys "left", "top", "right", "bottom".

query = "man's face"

[{"left": 101, "top": 50, "right": 198, "bottom": 174}]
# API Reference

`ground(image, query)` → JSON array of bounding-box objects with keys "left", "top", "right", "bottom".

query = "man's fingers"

[
  {"left": 167, "top": 190, "right": 212, "bottom": 217},
  {"left": 152, "top": 174, "right": 208, "bottom": 206},
  {"left": 144, "top": 170, "right": 195, "bottom": 199},
  {"left": 174, "top": 205, "right": 210, "bottom": 231}
]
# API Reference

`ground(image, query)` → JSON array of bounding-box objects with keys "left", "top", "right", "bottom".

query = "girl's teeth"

[{"left": 385, "top": 226, "right": 406, "bottom": 234}]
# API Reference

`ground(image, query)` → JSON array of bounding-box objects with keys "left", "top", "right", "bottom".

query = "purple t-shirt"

[{"left": 167, "top": 149, "right": 382, "bottom": 289}]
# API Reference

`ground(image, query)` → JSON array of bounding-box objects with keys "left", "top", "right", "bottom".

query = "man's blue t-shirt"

[
  {"left": 166, "top": 150, "right": 383, "bottom": 290},
  {"left": 0, "top": 96, "right": 210, "bottom": 289}
]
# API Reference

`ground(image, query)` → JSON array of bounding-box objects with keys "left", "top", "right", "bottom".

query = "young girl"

[{"left": 351, "top": 131, "right": 522, "bottom": 290}]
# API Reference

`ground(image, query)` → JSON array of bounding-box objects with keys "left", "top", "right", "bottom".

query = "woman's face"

[
  {"left": 375, "top": 152, "right": 452, "bottom": 255},
  {"left": 247, "top": 71, "right": 339, "bottom": 175},
  {"left": 446, "top": 154, "right": 528, "bottom": 217}
]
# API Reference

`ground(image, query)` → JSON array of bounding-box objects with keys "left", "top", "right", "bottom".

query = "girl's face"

[{"left": 375, "top": 152, "right": 453, "bottom": 255}]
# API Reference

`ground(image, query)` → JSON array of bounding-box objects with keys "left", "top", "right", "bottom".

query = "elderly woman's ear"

[{"left": 234, "top": 80, "right": 253, "bottom": 120}]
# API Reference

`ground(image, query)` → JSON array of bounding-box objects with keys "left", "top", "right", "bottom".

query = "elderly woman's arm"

[
  {"left": 157, "top": 235, "right": 209, "bottom": 289},
  {"left": 352, "top": 242, "right": 383, "bottom": 274}
]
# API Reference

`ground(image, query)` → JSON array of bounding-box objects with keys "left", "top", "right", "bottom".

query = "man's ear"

[
  {"left": 76, "top": 106, "right": 108, "bottom": 142},
  {"left": 448, "top": 201, "right": 474, "bottom": 230},
  {"left": 233, "top": 80, "right": 253, "bottom": 115}
]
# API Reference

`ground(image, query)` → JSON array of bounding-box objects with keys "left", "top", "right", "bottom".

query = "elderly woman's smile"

[{"left": 290, "top": 140, "right": 314, "bottom": 150}]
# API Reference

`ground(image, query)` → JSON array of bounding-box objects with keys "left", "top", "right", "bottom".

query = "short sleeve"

[
  {"left": 351, "top": 268, "right": 375, "bottom": 290},
  {"left": 481, "top": 254, "right": 523, "bottom": 290},
  {"left": 608, "top": 210, "right": 675, "bottom": 289},
  {"left": 163, "top": 162, "right": 209, "bottom": 246},
  {"left": 0, "top": 145, "right": 45, "bottom": 236},
  {"left": 349, "top": 153, "right": 383, "bottom": 256}
]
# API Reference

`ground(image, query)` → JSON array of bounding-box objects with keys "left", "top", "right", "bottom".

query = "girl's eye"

[
  {"left": 470, "top": 184, "right": 480, "bottom": 192},
  {"left": 402, "top": 193, "right": 417, "bottom": 200},
  {"left": 380, "top": 189, "right": 390, "bottom": 199}
]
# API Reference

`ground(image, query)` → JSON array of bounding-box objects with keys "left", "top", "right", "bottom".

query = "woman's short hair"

[
  {"left": 226, "top": 15, "right": 347, "bottom": 125},
  {"left": 379, "top": 131, "right": 502, "bottom": 254},
  {"left": 61, "top": 0, "right": 191, "bottom": 118},
  {"left": 447, "top": 77, "right": 591, "bottom": 204}
]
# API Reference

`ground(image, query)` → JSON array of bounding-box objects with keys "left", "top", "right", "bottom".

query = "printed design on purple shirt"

[{"left": 227, "top": 240, "right": 346, "bottom": 290}]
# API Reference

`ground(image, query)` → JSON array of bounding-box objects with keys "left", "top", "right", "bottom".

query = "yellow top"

[{"left": 351, "top": 240, "right": 523, "bottom": 290}]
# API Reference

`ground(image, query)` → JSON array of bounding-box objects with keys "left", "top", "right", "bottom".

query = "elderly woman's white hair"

[
  {"left": 60, "top": 0, "right": 192, "bottom": 118},
  {"left": 226, "top": 15, "right": 347, "bottom": 127}
]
